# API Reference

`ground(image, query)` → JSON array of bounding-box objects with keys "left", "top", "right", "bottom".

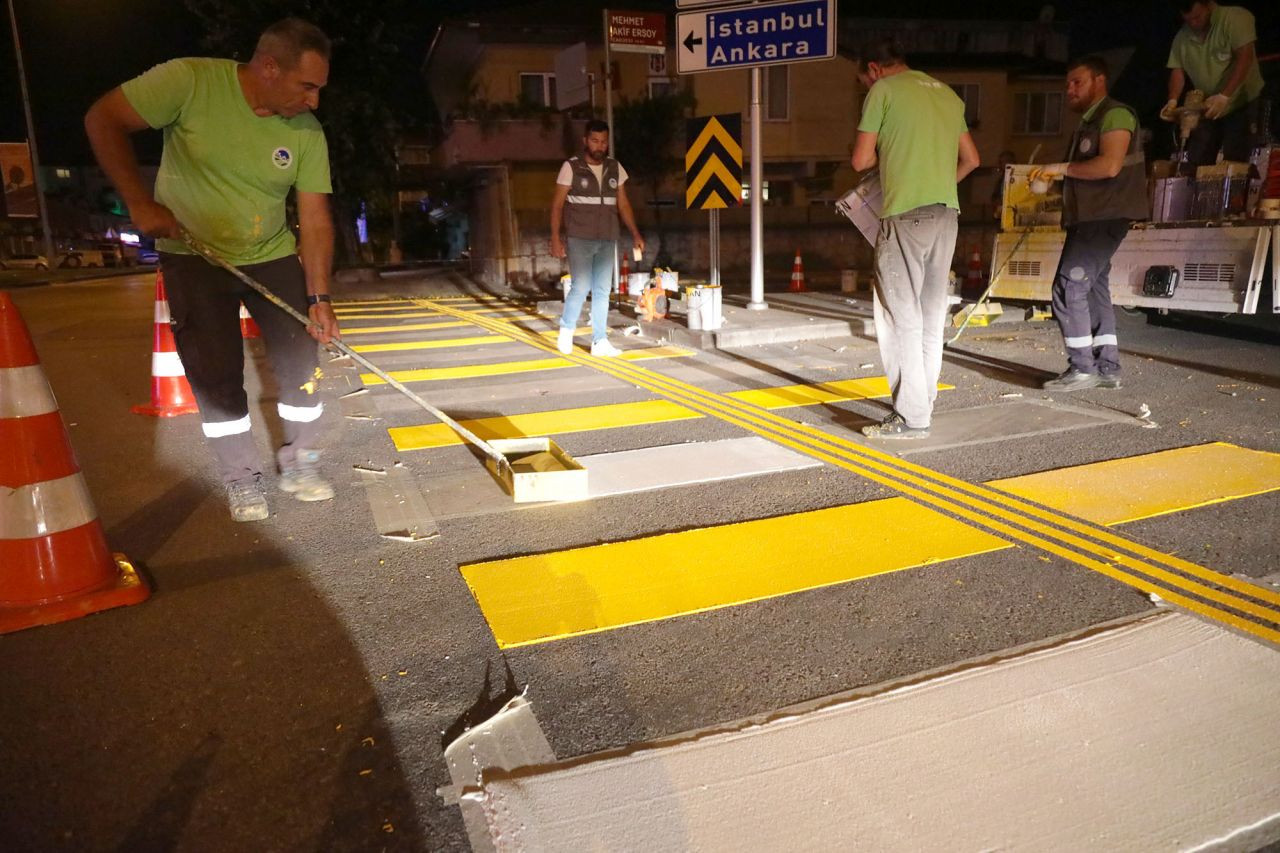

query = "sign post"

[
  {"left": 686, "top": 114, "right": 742, "bottom": 289},
  {"left": 677, "top": 0, "right": 836, "bottom": 310}
]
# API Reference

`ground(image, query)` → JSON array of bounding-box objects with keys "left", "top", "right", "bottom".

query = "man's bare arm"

[
  {"left": 297, "top": 190, "right": 338, "bottom": 344},
  {"left": 549, "top": 184, "right": 569, "bottom": 259},
  {"left": 85, "top": 88, "right": 178, "bottom": 237},
  {"left": 616, "top": 185, "right": 645, "bottom": 254},
  {"left": 851, "top": 131, "right": 878, "bottom": 171},
  {"left": 956, "top": 132, "right": 980, "bottom": 183}
]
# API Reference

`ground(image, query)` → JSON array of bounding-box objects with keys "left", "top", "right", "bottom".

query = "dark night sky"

[{"left": 1, "top": 0, "right": 1276, "bottom": 165}]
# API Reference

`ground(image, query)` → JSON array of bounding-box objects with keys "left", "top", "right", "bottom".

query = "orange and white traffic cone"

[
  {"left": 132, "top": 270, "right": 199, "bottom": 417},
  {"left": 789, "top": 249, "right": 807, "bottom": 292},
  {"left": 0, "top": 292, "right": 149, "bottom": 634},
  {"left": 965, "top": 246, "right": 985, "bottom": 297},
  {"left": 239, "top": 302, "right": 261, "bottom": 339},
  {"left": 618, "top": 253, "right": 631, "bottom": 297}
]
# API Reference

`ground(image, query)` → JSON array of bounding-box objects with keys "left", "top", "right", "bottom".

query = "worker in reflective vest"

[
  {"left": 549, "top": 120, "right": 645, "bottom": 358},
  {"left": 1031, "top": 54, "right": 1148, "bottom": 392}
]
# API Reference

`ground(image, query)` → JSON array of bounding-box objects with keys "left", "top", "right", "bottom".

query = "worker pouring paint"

[
  {"left": 849, "top": 38, "right": 980, "bottom": 439},
  {"left": 1160, "top": 1, "right": 1265, "bottom": 167},
  {"left": 85, "top": 18, "right": 341, "bottom": 522},
  {"left": 1030, "top": 55, "right": 1148, "bottom": 392}
]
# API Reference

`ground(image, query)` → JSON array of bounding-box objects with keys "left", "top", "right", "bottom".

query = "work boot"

[
  {"left": 557, "top": 327, "right": 574, "bottom": 355},
  {"left": 279, "top": 449, "right": 335, "bottom": 502},
  {"left": 590, "top": 338, "right": 622, "bottom": 357},
  {"left": 227, "top": 475, "right": 269, "bottom": 522},
  {"left": 1043, "top": 369, "right": 1100, "bottom": 391},
  {"left": 1097, "top": 373, "right": 1122, "bottom": 389},
  {"left": 861, "top": 411, "right": 930, "bottom": 440}
]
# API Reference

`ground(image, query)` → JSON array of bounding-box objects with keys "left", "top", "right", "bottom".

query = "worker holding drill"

[
  {"left": 1030, "top": 55, "right": 1148, "bottom": 392},
  {"left": 1160, "top": 1, "right": 1265, "bottom": 166}
]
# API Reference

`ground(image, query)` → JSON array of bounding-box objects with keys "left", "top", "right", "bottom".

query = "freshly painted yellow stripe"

[
  {"left": 342, "top": 320, "right": 475, "bottom": 335},
  {"left": 463, "top": 443, "right": 1280, "bottom": 648},
  {"left": 389, "top": 377, "right": 938, "bottom": 450},
  {"left": 393, "top": 401, "right": 697, "bottom": 449},
  {"left": 360, "top": 346, "right": 694, "bottom": 386},
  {"left": 425, "top": 298, "right": 1280, "bottom": 643},
  {"left": 334, "top": 299, "right": 415, "bottom": 308},
  {"left": 350, "top": 334, "right": 508, "bottom": 353},
  {"left": 336, "top": 307, "right": 527, "bottom": 320}
]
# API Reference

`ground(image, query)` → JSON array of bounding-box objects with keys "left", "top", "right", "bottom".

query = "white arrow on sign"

[{"left": 679, "top": 17, "right": 708, "bottom": 72}]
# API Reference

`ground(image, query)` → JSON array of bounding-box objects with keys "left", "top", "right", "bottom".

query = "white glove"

[
  {"left": 1028, "top": 163, "right": 1068, "bottom": 183},
  {"left": 1203, "top": 93, "right": 1230, "bottom": 119},
  {"left": 1159, "top": 99, "right": 1179, "bottom": 122}
]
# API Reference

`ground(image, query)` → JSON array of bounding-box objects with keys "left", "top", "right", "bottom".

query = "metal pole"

[
  {"left": 6, "top": 0, "right": 56, "bottom": 263},
  {"left": 603, "top": 8, "right": 615, "bottom": 158},
  {"left": 747, "top": 67, "right": 766, "bottom": 310},
  {"left": 709, "top": 208, "right": 720, "bottom": 286}
]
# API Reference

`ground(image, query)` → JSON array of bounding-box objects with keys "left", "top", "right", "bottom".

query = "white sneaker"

[
  {"left": 590, "top": 338, "right": 622, "bottom": 357},
  {"left": 557, "top": 327, "right": 574, "bottom": 354}
]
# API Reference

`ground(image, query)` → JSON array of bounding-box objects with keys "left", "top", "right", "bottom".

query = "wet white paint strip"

[{"left": 471, "top": 612, "right": 1280, "bottom": 851}]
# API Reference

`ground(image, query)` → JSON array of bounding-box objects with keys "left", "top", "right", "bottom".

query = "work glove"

[
  {"left": 1159, "top": 99, "right": 1179, "bottom": 122},
  {"left": 1028, "top": 163, "right": 1068, "bottom": 183},
  {"left": 1203, "top": 93, "right": 1230, "bottom": 119}
]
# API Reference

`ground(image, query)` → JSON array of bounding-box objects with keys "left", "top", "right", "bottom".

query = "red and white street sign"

[{"left": 608, "top": 10, "right": 667, "bottom": 55}]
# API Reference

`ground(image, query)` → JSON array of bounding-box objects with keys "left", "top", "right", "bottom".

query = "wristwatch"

[{"left": 305, "top": 294, "right": 332, "bottom": 306}]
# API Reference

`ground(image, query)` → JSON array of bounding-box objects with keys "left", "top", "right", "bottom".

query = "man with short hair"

[
  {"left": 549, "top": 120, "right": 645, "bottom": 357},
  {"left": 1160, "top": 1, "right": 1264, "bottom": 165},
  {"left": 1031, "top": 55, "right": 1148, "bottom": 391},
  {"left": 85, "top": 18, "right": 341, "bottom": 522},
  {"left": 850, "top": 39, "right": 980, "bottom": 439}
]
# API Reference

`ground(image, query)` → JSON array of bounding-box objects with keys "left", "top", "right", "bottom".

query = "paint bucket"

[
  {"left": 684, "top": 284, "right": 722, "bottom": 331},
  {"left": 628, "top": 272, "right": 650, "bottom": 297}
]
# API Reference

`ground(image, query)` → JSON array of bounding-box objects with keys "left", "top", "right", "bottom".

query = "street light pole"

[{"left": 6, "top": 0, "right": 57, "bottom": 263}]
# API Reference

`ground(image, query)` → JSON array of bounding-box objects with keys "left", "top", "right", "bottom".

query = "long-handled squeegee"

[{"left": 181, "top": 230, "right": 587, "bottom": 503}]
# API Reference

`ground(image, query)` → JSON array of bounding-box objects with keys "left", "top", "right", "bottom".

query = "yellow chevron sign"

[{"left": 685, "top": 114, "right": 743, "bottom": 210}]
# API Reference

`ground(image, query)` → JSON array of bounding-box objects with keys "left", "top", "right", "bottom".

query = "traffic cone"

[
  {"left": 789, "top": 249, "right": 806, "bottom": 292},
  {"left": 132, "top": 270, "right": 199, "bottom": 417},
  {"left": 964, "top": 245, "right": 985, "bottom": 298},
  {"left": 0, "top": 292, "right": 149, "bottom": 634},
  {"left": 239, "top": 302, "right": 261, "bottom": 339},
  {"left": 618, "top": 253, "right": 631, "bottom": 296}
]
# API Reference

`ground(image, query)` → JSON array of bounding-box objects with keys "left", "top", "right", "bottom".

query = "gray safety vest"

[
  {"left": 1062, "top": 96, "right": 1149, "bottom": 226},
  {"left": 562, "top": 156, "right": 621, "bottom": 241}
]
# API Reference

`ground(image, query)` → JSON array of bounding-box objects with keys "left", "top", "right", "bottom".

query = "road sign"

[
  {"left": 676, "top": 0, "right": 741, "bottom": 7},
  {"left": 685, "top": 114, "right": 742, "bottom": 210},
  {"left": 676, "top": 0, "right": 836, "bottom": 75},
  {"left": 608, "top": 10, "right": 668, "bottom": 55}
]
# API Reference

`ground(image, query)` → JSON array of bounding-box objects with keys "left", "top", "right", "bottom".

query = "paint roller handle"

[{"left": 179, "top": 230, "right": 512, "bottom": 473}]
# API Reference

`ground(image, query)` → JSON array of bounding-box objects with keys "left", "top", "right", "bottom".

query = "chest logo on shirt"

[
  {"left": 271, "top": 147, "right": 294, "bottom": 170},
  {"left": 608, "top": 178, "right": 618, "bottom": 189},
  {"left": 1079, "top": 137, "right": 1093, "bottom": 154},
  {"left": 580, "top": 177, "right": 590, "bottom": 189}
]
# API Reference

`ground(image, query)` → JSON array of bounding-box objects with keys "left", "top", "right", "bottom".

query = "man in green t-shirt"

[
  {"left": 85, "top": 18, "right": 341, "bottom": 522},
  {"left": 850, "top": 38, "right": 980, "bottom": 439},
  {"left": 1031, "top": 55, "right": 1149, "bottom": 391},
  {"left": 1161, "top": 1, "right": 1265, "bottom": 165}
]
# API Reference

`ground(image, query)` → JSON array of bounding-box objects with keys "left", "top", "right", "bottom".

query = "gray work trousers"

[
  {"left": 161, "top": 253, "right": 325, "bottom": 484},
  {"left": 1051, "top": 219, "right": 1127, "bottom": 375},
  {"left": 872, "top": 204, "right": 958, "bottom": 429}
]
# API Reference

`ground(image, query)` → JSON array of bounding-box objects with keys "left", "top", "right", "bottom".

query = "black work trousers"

[
  {"left": 160, "top": 253, "right": 324, "bottom": 484},
  {"left": 1050, "top": 220, "right": 1129, "bottom": 376}
]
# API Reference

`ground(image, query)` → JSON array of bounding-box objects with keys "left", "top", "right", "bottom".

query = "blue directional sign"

[{"left": 676, "top": 0, "right": 836, "bottom": 75}]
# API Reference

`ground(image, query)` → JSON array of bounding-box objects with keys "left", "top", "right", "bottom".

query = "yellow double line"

[{"left": 412, "top": 298, "right": 1280, "bottom": 646}]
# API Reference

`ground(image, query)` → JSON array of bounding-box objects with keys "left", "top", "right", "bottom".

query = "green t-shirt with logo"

[
  {"left": 1166, "top": 4, "right": 1265, "bottom": 116},
  {"left": 1083, "top": 99, "right": 1138, "bottom": 135},
  {"left": 122, "top": 58, "right": 332, "bottom": 266},
  {"left": 857, "top": 70, "right": 968, "bottom": 219}
]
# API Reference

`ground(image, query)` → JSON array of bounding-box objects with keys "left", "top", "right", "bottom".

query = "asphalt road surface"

[{"left": 2, "top": 270, "right": 1277, "bottom": 851}]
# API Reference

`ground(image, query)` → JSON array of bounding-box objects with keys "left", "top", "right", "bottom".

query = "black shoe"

[
  {"left": 1043, "top": 369, "right": 1100, "bottom": 391},
  {"left": 1096, "top": 373, "right": 1122, "bottom": 389},
  {"left": 862, "top": 412, "right": 930, "bottom": 440}
]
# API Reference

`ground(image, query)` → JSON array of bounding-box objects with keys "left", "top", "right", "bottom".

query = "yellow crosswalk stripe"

[
  {"left": 335, "top": 307, "right": 528, "bottom": 320},
  {"left": 462, "top": 443, "right": 1280, "bottom": 648},
  {"left": 425, "top": 298, "right": 1280, "bottom": 645},
  {"left": 342, "top": 320, "right": 475, "bottom": 335},
  {"left": 388, "top": 377, "right": 945, "bottom": 450},
  {"left": 359, "top": 346, "right": 694, "bottom": 385},
  {"left": 349, "top": 327, "right": 592, "bottom": 354}
]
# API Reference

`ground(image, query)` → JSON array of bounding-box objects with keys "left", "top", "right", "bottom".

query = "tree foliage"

[{"left": 182, "top": 0, "right": 433, "bottom": 261}]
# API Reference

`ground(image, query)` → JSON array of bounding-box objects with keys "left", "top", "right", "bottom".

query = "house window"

[
  {"left": 1014, "top": 92, "right": 1063, "bottom": 135},
  {"left": 55, "top": 168, "right": 71, "bottom": 179},
  {"left": 764, "top": 65, "right": 789, "bottom": 121},
  {"left": 519, "top": 73, "right": 556, "bottom": 108},
  {"left": 741, "top": 180, "right": 770, "bottom": 203},
  {"left": 950, "top": 83, "right": 981, "bottom": 128},
  {"left": 649, "top": 79, "right": 676, "bottom": 99}
]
